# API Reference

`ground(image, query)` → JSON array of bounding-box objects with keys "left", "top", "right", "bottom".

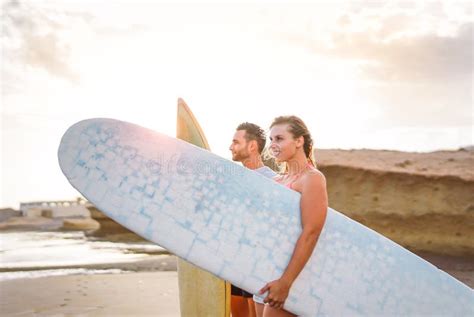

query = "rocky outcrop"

[
  {"left": 0, "top": 217, "right": 63, "bottom": 231},
  {"left": 86, "top": 205, "right": 146, "bottom": 241},
  {"left": 62, "top": 218, "right": 100, "bottom": 231},
  {"left": 315, "top": 149, "right": 474, "bottom": 256},
  {"left": 0, "top": 208, "right": 21, "bottom": 222}
]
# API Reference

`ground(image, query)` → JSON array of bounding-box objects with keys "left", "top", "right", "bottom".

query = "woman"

[{"left": 255, "top": 115, "right": 328, "bottom": 317}]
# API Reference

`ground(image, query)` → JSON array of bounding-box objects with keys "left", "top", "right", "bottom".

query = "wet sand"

[
  {"left": 0, "top": 231, "right": 179, "bottom": 316},
  {"left": 0, "top": 272, "right": 180, "bottom": 316}
]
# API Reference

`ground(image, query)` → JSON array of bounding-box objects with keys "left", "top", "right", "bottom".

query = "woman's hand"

[{"left": 259, "top": 278, "right": 292, "bottom": 310}]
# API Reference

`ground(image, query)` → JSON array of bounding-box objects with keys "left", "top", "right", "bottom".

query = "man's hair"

[{"left": 236, "top": 122, "right": 266, "bottom": 154}]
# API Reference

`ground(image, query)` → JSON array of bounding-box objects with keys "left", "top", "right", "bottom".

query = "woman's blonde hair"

[{"left": 270, "top": 115, "right": 316, "bottom": 169}]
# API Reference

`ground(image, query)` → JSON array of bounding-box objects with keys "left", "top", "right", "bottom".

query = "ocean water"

[{"left": 0, "top": 231, "right": 167, "bottom": 281}]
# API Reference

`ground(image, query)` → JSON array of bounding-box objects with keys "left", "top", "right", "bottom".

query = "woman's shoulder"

[{"left": 302, "top": 168, "right": 326, "bottom": 186}]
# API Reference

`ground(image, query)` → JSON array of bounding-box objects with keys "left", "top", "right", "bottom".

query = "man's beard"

[{"left": 232, "top": 151, "right": 250, "bottom": 162}]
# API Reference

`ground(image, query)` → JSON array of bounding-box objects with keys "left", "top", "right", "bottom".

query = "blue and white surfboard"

[{"left": 58, "top": 118, "right": 473, "bottom": 316}]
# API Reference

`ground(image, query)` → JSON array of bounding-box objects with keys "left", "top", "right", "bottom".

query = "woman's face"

[{"left": 269, "top": 124, "right": 300, "bottom": 162}]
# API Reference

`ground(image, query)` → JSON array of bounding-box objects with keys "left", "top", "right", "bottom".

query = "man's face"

[{"left": 229, "top": 130, "right": 250, "bottom": 162}]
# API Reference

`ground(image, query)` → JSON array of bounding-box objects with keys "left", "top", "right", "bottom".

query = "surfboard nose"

[
  {"left": 58, "top": 118, "right": 114, "bottom": 180},
  {"left": 58, "top": 120, "right": 85, "bottom": 179}
]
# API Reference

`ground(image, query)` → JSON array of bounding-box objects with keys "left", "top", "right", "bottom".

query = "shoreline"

[
  {"left": 0, "top": 254, "right": 177, "bottom": 274},
  {"left": 2, "top": 251, "right": 471, "bottom": 288}
]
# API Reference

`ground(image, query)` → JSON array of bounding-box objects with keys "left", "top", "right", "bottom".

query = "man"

[{"left": 229, "top": 122, "right": 276, "bottom": 317}]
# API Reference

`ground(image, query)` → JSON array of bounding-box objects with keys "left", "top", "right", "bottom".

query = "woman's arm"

[{"left": 259, "top": 171, "right": 328, "bottom": 309}]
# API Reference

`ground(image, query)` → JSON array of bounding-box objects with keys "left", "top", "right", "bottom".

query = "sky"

[{"left": 1, "top": 0, "right": 473, "bottom": 208}]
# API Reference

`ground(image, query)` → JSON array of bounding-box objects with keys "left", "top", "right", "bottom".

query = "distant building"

[{"left": 20, "top": 198, "right": 92, "bottom": 218}]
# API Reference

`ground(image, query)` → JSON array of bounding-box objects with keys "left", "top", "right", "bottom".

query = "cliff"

[{"left": 315, "top": 149, "right": 474, "bottom": 256}]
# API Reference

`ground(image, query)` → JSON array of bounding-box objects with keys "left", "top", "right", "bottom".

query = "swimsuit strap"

[
  {"left": 286, "top": 175, "right": 300, "bottom": 190},
  {"left": 280, "top": 163, "right": 313, "bottom": 190},
  {"left": 285, "top": 168, "right": 304, "bottom": 190}
]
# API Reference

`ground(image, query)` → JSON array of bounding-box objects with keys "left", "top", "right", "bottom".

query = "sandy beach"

[
  {"left": 0, "top": 272, "right": 180, "bottom": 316},
  {"left": 0, "top": 231, "right": 180, "bottom": 316}
]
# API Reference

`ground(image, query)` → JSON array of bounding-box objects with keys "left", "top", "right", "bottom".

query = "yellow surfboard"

[{"left": 176, "top": 98, "right": 231, "bottom": 317}]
